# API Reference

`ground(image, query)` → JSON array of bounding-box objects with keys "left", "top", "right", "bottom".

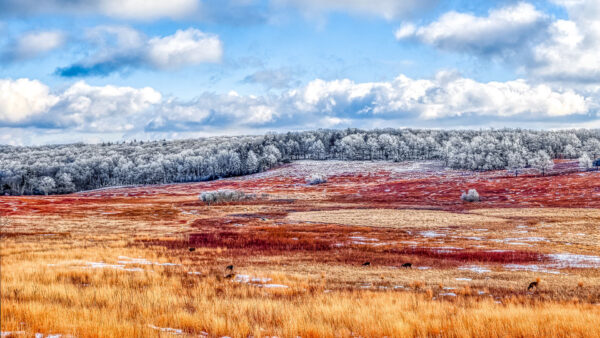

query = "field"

[{"left": 2, "top": 160, "right": 600, "bottom": 337}]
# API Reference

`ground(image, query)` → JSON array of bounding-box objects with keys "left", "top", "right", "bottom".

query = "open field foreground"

[{"left": 2, "top": 160, "right": 600, "bottom": 337}]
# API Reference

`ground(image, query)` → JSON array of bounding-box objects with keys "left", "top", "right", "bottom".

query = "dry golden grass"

[
  {"left": 471, "top": 208, "right": 600, "bottom": 219},
  {"left": 286, "top": 208, "right": 508, "bottom": 228},
  {"left": 2, "top": 237, "right": 600, "bottom": 338}
]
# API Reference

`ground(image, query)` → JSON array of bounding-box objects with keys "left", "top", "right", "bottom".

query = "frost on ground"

[
  {"left": 84, "top": 261, "right": 143, "bottom": 272},
  {"left": 117, "top": 256, "right": 179, "bottom": 266},
  {"left": 504, "top": 264, "right": 560, "bottom": 274},
  {"left": 459, "top": 266, "right": 491, "bottom": 274},
  {"left": 148, "top": 325, "right": 183, "bottom": 335},
  {"left": 232, "top": 274, "right": 287, "bottom": 288},
  {"left": 548, "top": 253, "right": 600, "bottom": 268},
  {"left": 243, "top": 160, "right": 441, "bottom": 180}
]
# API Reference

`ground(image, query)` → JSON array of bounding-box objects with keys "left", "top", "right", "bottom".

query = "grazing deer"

[
  {"left": 224, "top": 273, "right": 235, "bottom": 279},
  {"left": 188, "top": 247, "right": 195, "bottom": 252},
  {"left": 226, "top": 265, "right": 234, "bottom": 271},
  {"left": 362, "top": 261, "right": 371, "bottom": 267},
  {"left": 401, "top": 263, "right": 412, "bottom": 269},
  {"left": 528, "top": 278, "right": 541, "bottom": 291}
]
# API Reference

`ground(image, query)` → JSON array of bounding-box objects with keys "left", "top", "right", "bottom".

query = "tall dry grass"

[{"left": 2, "top": 236, "right": 600, "bottom": 338}]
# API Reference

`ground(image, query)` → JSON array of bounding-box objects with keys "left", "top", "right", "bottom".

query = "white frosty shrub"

[
  {"left": 306, "top": 175, "right": 327, "bottom": 185},
  {"left": 199, "top": 189, "right": 255, "bottom": 205},
  {"left": 578, "top": 153, "right": 593, "bottom": 171},
  {"left": 461, "top": 189, "right": 480, "bottom": 202}
]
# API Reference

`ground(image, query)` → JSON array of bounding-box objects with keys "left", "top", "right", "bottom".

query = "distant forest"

[{"left": 1, "top": 128, "right": 599, "bottom": 195}]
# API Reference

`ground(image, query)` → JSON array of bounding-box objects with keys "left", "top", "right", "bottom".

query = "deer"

[
  {"left": 224, "top": 273, "right": 235, "bottom": 279},
  {"left": 188, "top": 247, "right": 195, "bottom": 252},
  {"left": 362, "top": 261, "right": 371, "bottom": 267},
  {"left": 225, "top": 265, "right": 234, "bottom": 271},
  {"left": 528, "top": 278, "right": 541, "bottom": 291},
  {"left": 401, "top": 263, "right": 412, "bottom": 269}
]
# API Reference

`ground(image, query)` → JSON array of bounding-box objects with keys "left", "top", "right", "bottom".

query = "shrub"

[
  {"left": 461, "top": 189, "right": 480, "bottom": 202},
  {"left": 306, "top": 175, "right": 327, "bottom": 185},
  {"left": 199, "top": 190, "right": 255, "bottom": 205}
]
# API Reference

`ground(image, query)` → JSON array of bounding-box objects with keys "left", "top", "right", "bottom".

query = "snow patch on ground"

[
  {"left": 548, "top": 253, "right": 600, "bottom": 268},
  {"left": 258, "top": 284, "right": 289, "bottom": 288},
  {"left": 420, "top": 231, "right": 445, "bottom": 238},
  {"left": 504, "top": 264, "right": 560, "bottom": 274},
  {"left": 458, "top": 266, "right": 491, "bottom": 274},
  {"left": 234, "top": 274, "right": 272, "bottom": 283},
  {"left": 148, "top": 325, "right": 183, "bottom": 335},
  {"left": 84, "top": 261, "right": 143, "bottom": 272},
  {"left": 439, "top": 292, "right": 457, "bottom": 297},
  {"left": 117, "top": 256, "right": 179, "bottom": 266}
]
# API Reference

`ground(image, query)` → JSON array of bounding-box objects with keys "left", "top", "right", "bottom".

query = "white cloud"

[
  {"left": 15, "top": 31, "right": 64, "bottom": 59},
  {"left": 1, "top": 73, "right": 595, "bottom": 137},
  {"left": 397, "top": 0, "right": 600, "bottom": 84},
  {"left": 0, "top": 78, "right": 58, "bottom": 123},
  {"left": 528, "top": 0, "right": 600, "bottom": 83},
  {"left": 98, "top": 0, "right": 198, "bottom": 20},
  {"left": 56, "top": 27, "right": 223, "bottom": 76},
  {"left": 287, "top": 71, "right": 588, "bottom": 119},
  {"left": 274, "top": 0, "right": 436, "bottom": 20},
  {"left": 2, "top": 30, "right": 65, "bottom": 61},
  {"left": 53, "top": 82, "right": 162, "bottom": 131},
  {"left": 147, "top": 29, "right": 223, "bottom": 69},
  {"left": 395, "top": 2, "right": 548, "bottom": 56}
]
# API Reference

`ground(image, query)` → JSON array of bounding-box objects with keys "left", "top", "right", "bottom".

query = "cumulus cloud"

[
  {"left": 1, "top": 30, "right": 65, "bottom": 62},
  {"left": 0, "top": 78, "right": 59, "bottom": 124},
  {"left": 395, "top": 2, "right": 548, "bottom": 57},
  {"left": 273, "top": 0, "right": 437, "bottom": 20},
  {"left": 528, "top": 0, "right": 600, "bottom": 83},
  {"left": 147, "top": 29, "right": 223, "bottom": 69},
  {"left": 285, "top": 72, "right": 589, "bottom": 119},
  {"left": 55, "top": 27, "right": 222, "bottom": 77},
  {"left": 397, "top": 0, "right": 600, "bottom": 84},
  {"left": 0, "top": 0, "right": 198, "bottom": 20},
  {"left": 0, "top": 78, "right": 160, "bottom": 131},
  {"left": 51, "top": 81, "right": 162, "bottom": 131},
  {"left": 1, "top": 73, "right": 595, "bottom": 137}
]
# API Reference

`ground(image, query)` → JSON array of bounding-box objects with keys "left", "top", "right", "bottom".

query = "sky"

[{"left": 0, "top": 0, "right": 599, "bottom": 145}]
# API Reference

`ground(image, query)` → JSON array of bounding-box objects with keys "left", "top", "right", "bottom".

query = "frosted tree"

[
  {"left": 578, "top": 153, "right": 593, "bottom": 171},
  {"left": 507, "top": 152, "right": 526, "bottom": 177},
  {"left": 308, "top": 140, "right": 326, "bottom": 160},
  {"left": 584, "top": 138, "right": 600, "bottom": 159},
  {"left": 529, "top": 150, "right": 554, "bottom": 176},
  {"left": 36, "top": 176, "right": 56, "bottom": 195},
  {"left": 2, "top": 128, "right": 600, "bottom": 195},
  {"left": 246, "top": 150, "right": 259, "bottom": 173}
]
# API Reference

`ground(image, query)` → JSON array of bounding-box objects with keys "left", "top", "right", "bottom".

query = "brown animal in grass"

[
  {"left": 226, "top": 265, "right": 234, "bottom": 271},
  {"left": 362, "top": 262, "right": 371, "bottom": 267},
  {"left": 528, "top": 278, "right": 541, "bottom": 291},
  {"left": 224, "top": 273, "right": 235, "bottom": 279},
  {"left": 401, "top": 263, "right": 412, "bottom": 269},
  {"left": 188, "top": 247, "right": 195, "bottom": 252}
]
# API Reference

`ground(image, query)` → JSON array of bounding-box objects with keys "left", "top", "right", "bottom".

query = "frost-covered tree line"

[{"left": 1, "top": 128, "right": 599, "bottom": 195}]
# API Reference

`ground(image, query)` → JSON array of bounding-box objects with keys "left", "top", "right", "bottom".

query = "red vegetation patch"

[{"left": 140, "top": 217, "right": 546, "bottom": 266}]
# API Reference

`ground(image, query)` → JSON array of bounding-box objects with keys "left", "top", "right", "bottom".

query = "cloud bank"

[
  {"left": 396, "top": 0, "right": 600, "bottom": 84},
  {"left": 1, "top": 72, "right": 594, "bottom": 139}
]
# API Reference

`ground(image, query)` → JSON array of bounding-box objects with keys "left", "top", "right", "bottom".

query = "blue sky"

[{"left": 0, "top": 0, "right": 598, "bottom": 145}]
